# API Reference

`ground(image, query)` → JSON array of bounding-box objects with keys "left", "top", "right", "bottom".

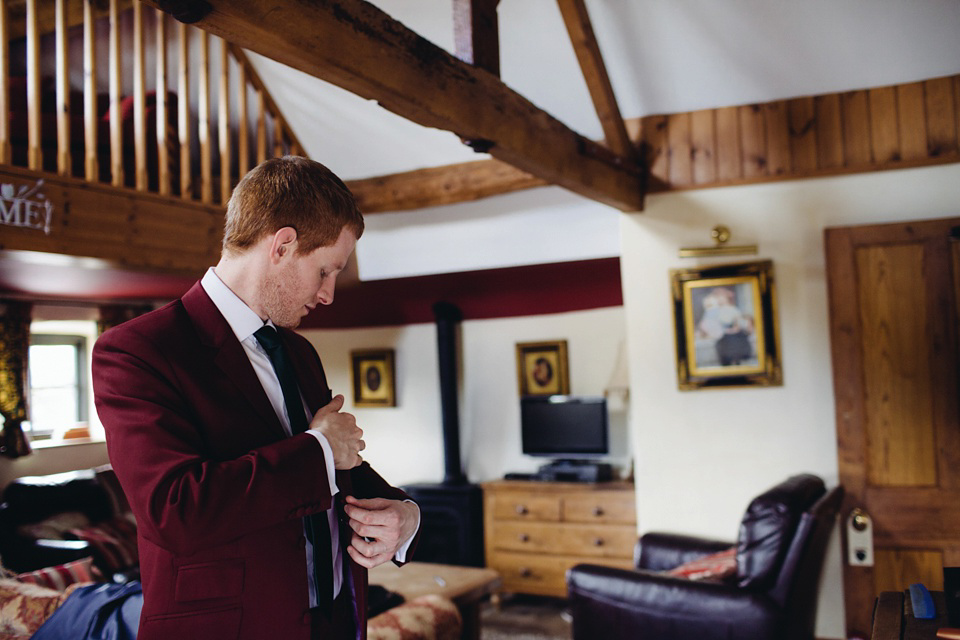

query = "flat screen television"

[{"left": 520, "top": 395, "right": 608, "bottom": 458}]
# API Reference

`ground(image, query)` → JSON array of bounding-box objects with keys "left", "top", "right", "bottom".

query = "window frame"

[{"left": 27, "top": 332, "right": 89, "bottom": 440}]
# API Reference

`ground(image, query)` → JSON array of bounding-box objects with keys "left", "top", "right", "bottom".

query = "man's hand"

[
  {"left": 343, "top": 496, "right": 419, "bottom": 569},
  {"left": 308, "top": 395, "right": 364, "bottom": 469}
]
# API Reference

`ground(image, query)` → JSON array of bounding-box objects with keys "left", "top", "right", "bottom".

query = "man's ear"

[{"left": 269, "top": 227, "right": 298, "bottom": 263}]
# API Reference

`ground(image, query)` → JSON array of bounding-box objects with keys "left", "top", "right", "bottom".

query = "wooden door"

[{"left": 826, "top": 216, "right": 960, "bottom": 638}]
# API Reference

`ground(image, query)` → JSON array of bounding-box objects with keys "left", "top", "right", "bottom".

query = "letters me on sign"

[{"left": 0, "top": 180, "right": 53, "bottom": 235}]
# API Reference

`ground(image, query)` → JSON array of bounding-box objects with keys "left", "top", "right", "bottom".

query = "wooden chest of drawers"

[{"left": 482, "top": 480, "right": 637, "bottom": 597}]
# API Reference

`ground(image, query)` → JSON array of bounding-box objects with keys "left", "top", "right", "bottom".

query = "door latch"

[{"left": 847, "top": 508, "right": 874, "bottom": 567}]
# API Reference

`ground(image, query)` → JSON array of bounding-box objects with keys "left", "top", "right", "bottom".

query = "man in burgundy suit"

[{"left": 93, "top": 156, "right": 419, "bottom": 640}]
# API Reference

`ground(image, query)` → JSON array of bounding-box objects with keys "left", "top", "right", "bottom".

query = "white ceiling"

[{"left": 240, "top": 1, "right": 960, "bottom": 282}]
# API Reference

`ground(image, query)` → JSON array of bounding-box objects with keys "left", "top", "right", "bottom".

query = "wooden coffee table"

[{"left": 369, "top": 561, "right": 501, "bottom": 640}]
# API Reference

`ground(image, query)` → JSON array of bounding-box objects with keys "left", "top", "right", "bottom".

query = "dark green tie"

[{"left": 254, "top": 325, "right": 334, "bottom": 615}]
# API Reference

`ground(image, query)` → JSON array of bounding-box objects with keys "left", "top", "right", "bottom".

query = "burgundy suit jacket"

[{"left": 92, "top": 282, "right": 413, "bottom": 640}]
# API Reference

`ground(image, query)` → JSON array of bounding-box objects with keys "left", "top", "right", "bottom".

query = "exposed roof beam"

[
  {"left": 556, "top": 0, "right": 636, "bottom": 161},
  {"left": 453, "top": 0, "right": 501, "bottom": 77},
  {"left": 350, "top": 72, "right": 960, "bottom": 212},
  {"left": 348, "top": 159, "right": 546, "bottom": 213},
  {"left": 148, "top": 0, "right": 646, "bottom": 212}
]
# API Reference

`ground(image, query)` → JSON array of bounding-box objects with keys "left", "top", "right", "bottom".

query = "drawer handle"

[
  {"left": 593, "top": 537, "right": 605, "bottom": 547},
  {"left": 515, "top": 504, "right": 529, "bottom": 516},
  {"left": 519, "top": 567, "right": 532, "bottom": 578},
  {"left": 518, "top": 533, "right": 530, "bottom": 543},
  {"left": 592, "top": 506, "right": 605, "bottom": 517}
]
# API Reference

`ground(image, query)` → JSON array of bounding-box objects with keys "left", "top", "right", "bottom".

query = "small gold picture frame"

[
  {"left": 670, "top": 260, "right": 782, "bottom": 390},
  {"left": 516, "top": 340, "right": 570, "bottom": 396},
  {"left": 350, "top": 349, "right": 396, "bottom": 407}
]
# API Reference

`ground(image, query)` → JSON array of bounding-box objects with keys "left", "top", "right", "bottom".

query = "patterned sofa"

[
  {"left": 0, "top": 467, "right": 461, "bottom": 639},
  {"left": 0, "top": 576, "right": 461, "bottom": 639}
]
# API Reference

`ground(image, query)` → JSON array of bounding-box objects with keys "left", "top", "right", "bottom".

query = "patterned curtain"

[
  {"left": 97, "top": 304, "right": 152, "bottom": 335},
  {"left": 0, "top": 300, "right": 33, "bottom": 459}
]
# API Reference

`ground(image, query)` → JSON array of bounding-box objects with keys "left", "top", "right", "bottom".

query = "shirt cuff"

[
  {"left": 394, "top": 500, "right": 420, "bottom": 563},
  {"left": 305, "top": 430, "right": 339, "bottom": 497}
]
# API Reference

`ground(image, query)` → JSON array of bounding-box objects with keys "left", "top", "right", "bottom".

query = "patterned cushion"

[
  {"left": 665, "top": 547, "right": 737, "bottom": 581},
  {"left": 68, "top": 514, "right": 138, "bottom": 572},
  {"left": 15, "top": 557, "right": 98, "bottom": 591},
  {"left": 0, "top": 578, "right": 82, "bottom": 638},
  {"left": 368, "top": 594, "right": 462, "bottom": 640}
]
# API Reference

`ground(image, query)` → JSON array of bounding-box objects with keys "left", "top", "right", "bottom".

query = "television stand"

[{"left": 537, "top": 459, "right": 612, "bottom": 483}]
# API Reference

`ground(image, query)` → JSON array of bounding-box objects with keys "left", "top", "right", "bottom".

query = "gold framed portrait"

[
  {"left": 516, "top": 340, "right": 570, "bottom": 396},
  {"left": 350, "top": 349, "right": 396, "bottom": 407},
  {"left": 670, "top": 260, "right": 782, "bottom": 390}
]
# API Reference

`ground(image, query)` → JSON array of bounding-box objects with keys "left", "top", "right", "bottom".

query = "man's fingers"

[{"left": 347, "top": 544, "right": 388, "bottom": 569}]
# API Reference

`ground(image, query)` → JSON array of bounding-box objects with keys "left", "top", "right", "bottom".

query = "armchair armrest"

[
  {"left": 567, "top": 564, "right": 778, "bottom": 640},
  {"left": 637, "top": 532, "right": 735, "bottom": 571}
]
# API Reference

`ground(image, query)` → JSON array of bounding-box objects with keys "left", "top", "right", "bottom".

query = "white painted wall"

[
  {"left": 621, "top": 163, "right": 960, "bottom": 639},
  {"left": 301, "top": 306, "right": 630, "bottom": 488}
]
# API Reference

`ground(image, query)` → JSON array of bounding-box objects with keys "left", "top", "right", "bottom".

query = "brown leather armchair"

[{"left": 566, "top": 474, "right": 843, "bottom": 640}]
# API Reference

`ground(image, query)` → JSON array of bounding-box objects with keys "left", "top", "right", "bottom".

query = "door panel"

[
  {"left": 826, "top": 216, "right": 960, "bottom": 638},
  {"left": 856, "top": 244, "right": 937, "bottom": 487},
  {"left": 874, "top": 549, "right": 943, "bottom": 593}
]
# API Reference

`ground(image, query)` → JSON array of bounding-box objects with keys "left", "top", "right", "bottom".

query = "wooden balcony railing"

[{"left": 1, "top": 0, "right": 304, "bottom": 206}]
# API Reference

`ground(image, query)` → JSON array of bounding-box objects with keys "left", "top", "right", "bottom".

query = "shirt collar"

[{"left": 200, "top": 267, "right": 270, "bottom": 343}]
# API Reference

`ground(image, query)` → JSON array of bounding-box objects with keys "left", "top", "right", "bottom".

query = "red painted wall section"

[{"left": 300, "top": 257, "right": 623, "bottom": 329}]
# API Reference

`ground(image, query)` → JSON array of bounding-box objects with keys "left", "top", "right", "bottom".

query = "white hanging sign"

[{"left": 0, "top": 180, "right": 54, "bottom": 235}]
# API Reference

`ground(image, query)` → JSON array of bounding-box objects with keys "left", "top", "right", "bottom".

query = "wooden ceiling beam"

[
  {"left": 453, "top": 0, "right": 501, "bottom": 77},
  {"left": 556, "top": 0, "right": 636, "bottom": 161},
  {"left": 147, "top": 0, "right": 646, "bottom": 212},
  {"left": 348, "top": 158, "right": 546, "bottom": 213}
]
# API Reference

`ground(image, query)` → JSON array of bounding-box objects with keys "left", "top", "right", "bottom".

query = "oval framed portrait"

[
  {"left": 515, "top": 340, "right": 569, "bottom": 396},
  {"left": 350, "top": 349, "right": 396, "bottom": 407}
]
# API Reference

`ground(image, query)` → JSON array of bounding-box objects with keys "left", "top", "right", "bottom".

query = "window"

[
  {"left": 23, "top": 320, "right": 101, "bottom": 444},
  {"left": 27, "top": 334, "right": 87, "bottom": 440}
]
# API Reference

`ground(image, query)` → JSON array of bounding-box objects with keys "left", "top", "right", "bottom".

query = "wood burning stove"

[{"left": 402, "top": 302, "right": 484, "bottom": 567}]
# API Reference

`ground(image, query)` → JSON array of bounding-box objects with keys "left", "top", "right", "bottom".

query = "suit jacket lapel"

[{"left": 181, "top": 282, "right": 287, "bottom": 440}]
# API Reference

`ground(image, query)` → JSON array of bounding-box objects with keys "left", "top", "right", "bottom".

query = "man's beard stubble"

[{"left": 260, "top": 268, "right": 304, "bottom": 329}]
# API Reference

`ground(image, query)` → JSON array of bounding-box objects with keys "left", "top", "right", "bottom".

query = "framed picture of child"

[{"left": 670, "top": 260, "right": 782, "bottom": 390}]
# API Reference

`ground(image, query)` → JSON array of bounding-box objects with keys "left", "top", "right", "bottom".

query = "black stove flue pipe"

[{"left": 433, "top": 301, "right": 467, "bottom": 485}]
